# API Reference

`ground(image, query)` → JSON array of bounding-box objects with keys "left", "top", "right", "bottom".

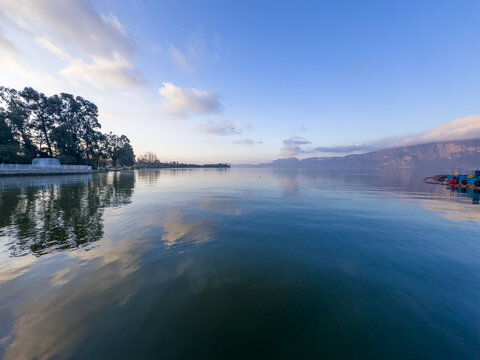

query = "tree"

[
  {"left": 0, "top": 112, "right": 21, "bottom": 163},
  {"left": 50, "top": 93, "right": 102, "bottom": 164},
  {"left": 137, "top": 151, "right": 159, "bottom": 163},
  {"left": 0, "top": 87, "right": 37, "bottom": 160},
  {"left": 20, "top": 87, "right": 54, "bottom": 157},
  {"left": 0, "top": 86, "right": 134, "bottom": 167},
  {"left": 106, "top": 133, "right": 135, "bottom": 167}
]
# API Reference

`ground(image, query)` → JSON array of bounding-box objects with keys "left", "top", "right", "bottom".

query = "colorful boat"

[{"left": 424, "top": 170, "right": 480, "bottom": 189}]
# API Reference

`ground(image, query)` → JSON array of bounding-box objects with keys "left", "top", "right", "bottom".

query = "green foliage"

[
  {"left": 0, "top": 112, "right": 21, "bottom": 163},
  {"left": 106, "top": 133, "right": 135, "bottom": 167},
  {"left": 0, "top": 86, "right": 135, "bottom": 168}
]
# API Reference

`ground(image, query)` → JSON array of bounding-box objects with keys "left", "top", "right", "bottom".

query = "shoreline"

[
  {"left": 0, "top": 167, "right": 230, "bottom": 176},
  {"left": 0, "top": 169, "right": 93, "bottom": 176}
]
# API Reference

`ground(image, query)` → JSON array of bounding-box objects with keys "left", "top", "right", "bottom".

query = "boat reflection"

[
  {"left": 447, "top": 186, "right": 480, "bottom": 204},
  {"left": 270, "top": 168, "right": 480, "bottom": 222}
]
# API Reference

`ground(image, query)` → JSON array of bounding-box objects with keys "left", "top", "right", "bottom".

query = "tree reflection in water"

[{"left": 0, "top": 172, "right": 135, "bottom": 257}]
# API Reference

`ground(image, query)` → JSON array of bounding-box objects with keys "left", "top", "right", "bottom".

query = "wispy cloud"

[
  {"left": 169, "top": 45, "right": 195, "bottom": 72},
  {"left": 0, "top": 31, "right": 20, "bottom": 69},
  {"left": 60, "top": 53, "right": 146, "bottom": 89},
  {"left": 414, "top": 115, "right": 480, "bottom": 144},
  {"left": 0, "top": 32, "right": 17, "bottom": 56},
  {"left": 281, "top": 136, "right": 311, "bottom": 156},
  {"left": 314, "top": 115, "right": 480, "bottom": 154},
  {"left": 234, "top": 138, "right": 254, "bottom": 145},
  {"left": 169, "top": 28, "right": 217, "bottom": 73},
  {"left": 0, "top": 0, "right": 145, "bottom": 89},
  {"left": 198, "top": 120, "right": 242, "bottom": 136},
  {"left": 0, "top": 32, "right": 62, "bottom": 93},
  {"left": 311, "top": 144, "right": 379, "bottom": 153},
  {"left": 194, "top": 119, "right": 255, "bottom": 138},
  {"left": 282, "top": 115, "right": 480, "bottom": 158},
  {"left": 233, "top": 138, "right": 263, "bottom": 145},
  {"left": 159, "top": 82, "right": 223, "bottom": 119},
  {"left": 34, "top": 36, "right": 70, "bottom": 60},
  {"left": 1, "top": 0, "right": 135, "bottom": 57}
]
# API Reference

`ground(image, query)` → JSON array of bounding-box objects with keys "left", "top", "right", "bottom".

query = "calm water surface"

[{"left": 0, "top": 169, "right": 479, "bottom": 359}]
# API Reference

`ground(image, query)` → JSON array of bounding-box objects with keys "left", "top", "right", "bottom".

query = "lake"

[{"left": 0, "top": 168, "right": 479, "bottom": 359}]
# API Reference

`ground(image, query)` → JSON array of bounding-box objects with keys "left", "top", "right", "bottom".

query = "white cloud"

[
  {"left": 60, "top": 53, "right": 146, "bottom": 89},
  {"left": 34, "top": 36, "right": 71, "bottom": 60},
  {"left": 0, "top": 0, "right": 145, "bottom": 89},
  {"left": 281, "top": 136, "right": 311, "bottom": 156},
  {"left": 356, "top": 115, "right": 480, "bottom": 151},
  {"left": 412, "top": 115, "right": 480, "bottom": 144},
  {"left": 296, "top": 115, "right": 480, "bottom": 157},
  {"left": 159, "top": 82, "right": 223, "bottom": 119},
  {"left": 0, "top": 33, "right": 63, "bottom": 94},
  {"left": 0, "top": 0, "right": 134, "bottom": 58}
]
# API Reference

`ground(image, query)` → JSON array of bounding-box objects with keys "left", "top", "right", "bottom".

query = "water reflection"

[
  {"left": 0, "top": 169, "right": 479, "bottom": 359},
  {"left": 0, "top": 240, "right": 149, "bottom": 360},
  {"left": 417, "top": 187, "right": 480, "bottom": 222},
  {"left": 136, "top": 167, "right": 230, "bottom": 185},
  {"left": 297, "top": 168, "right": 438, "bottom": 194},
  {"left": 0, "top": 174, "right": 93, "bottom": 190},
  {"left": 447, "top": 186, "right": 480, "bottom": 204},
  {"left": 273, "top": 169, "right": 300, "bottom": 199},
  {"left": 161, "top": 210, "right": 214, "bottom": 246},
  {"left": 269, "top": 168, "right": 480, "bottom": 222},
  {"left": 0, "top": 172, "right": 134, "bottom": 257}
]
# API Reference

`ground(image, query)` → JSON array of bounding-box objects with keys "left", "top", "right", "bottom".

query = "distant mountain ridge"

[{"left": 253, "top": 139, "right": 480, "bottom": 170}]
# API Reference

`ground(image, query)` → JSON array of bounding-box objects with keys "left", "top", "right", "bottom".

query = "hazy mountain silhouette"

[{"left": 249, "top": 139, "right": 480, "bottom": 170}]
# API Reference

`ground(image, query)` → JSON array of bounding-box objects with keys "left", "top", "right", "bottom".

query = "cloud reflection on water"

[
  {"left": 421, "top": 197, "right": 480, "bottom": 222},
  {"left": 274, "top": 168, "right": 480, "bottom": 223},
  {"left": 161, "top": 210, "right": 215, "bottom": 246},
  {"left": 0, "top": 237, "right": 151, "bottom": 360},
  {"left": 1, "top": 169, "right": 480, "bottom": 360}
]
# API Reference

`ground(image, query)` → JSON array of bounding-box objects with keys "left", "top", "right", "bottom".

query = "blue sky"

[{"left": 1, "top": 0, "right": 480, "bottom": 163}]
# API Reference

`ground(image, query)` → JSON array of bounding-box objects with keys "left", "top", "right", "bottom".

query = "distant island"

[
  {"left": 239, "top": 138, "right": 480, "bottom": 170},
  {"left": 135, "top": 163, "right": 230, "bottom": 169},
  {"left": 135, "top": 152, "right": 229, "bottom": 169}
]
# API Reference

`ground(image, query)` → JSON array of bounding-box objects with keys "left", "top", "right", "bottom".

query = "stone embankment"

[{"left": 0, "top": 164, "right": 92, "bottom": 176}]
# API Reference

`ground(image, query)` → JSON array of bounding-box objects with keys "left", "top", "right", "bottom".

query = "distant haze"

[
  {"left": 257, "top": 138, "right": 480, "bottom": 171},
  {"left": 281, "top": 115, "right": 480, "bottom": 159}
]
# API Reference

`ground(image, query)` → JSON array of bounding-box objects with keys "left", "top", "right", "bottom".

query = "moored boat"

[{"left": 424, "top": 170, "right": 480, "bottom": 189}]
